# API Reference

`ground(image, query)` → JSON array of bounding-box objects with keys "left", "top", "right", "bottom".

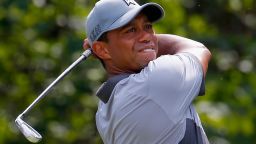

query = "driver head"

[{"left": 15, "top": 115, "right": 42, "bottom": 143}]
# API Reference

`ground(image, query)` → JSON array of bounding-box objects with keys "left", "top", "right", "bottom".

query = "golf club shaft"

[{"left": 20, "top": 49, "right": 92, "bottom": 116}]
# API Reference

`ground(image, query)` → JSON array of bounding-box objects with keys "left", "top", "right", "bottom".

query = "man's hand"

[{"left": 83, "top": 38, "right": 90, "bottom": 51}]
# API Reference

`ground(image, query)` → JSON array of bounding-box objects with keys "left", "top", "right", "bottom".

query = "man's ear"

[{"left": 91, "top": 41, "right": 111, "bottom": 60}]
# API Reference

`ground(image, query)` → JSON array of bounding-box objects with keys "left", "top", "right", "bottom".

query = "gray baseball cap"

[{"left": 85, "top": 0, "right": 165, "bottom": 45}]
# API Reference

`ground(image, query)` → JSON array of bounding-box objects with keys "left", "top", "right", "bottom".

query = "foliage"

[{"left": 0, "top": 0, "right": 255, "bottom": 143}]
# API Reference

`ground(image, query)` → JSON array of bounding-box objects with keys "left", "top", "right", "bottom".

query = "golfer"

[{"left": 83, "top": 0, "right": 211, "bottom": 143}]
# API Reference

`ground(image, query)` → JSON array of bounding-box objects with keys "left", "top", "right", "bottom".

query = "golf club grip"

[{"left": 21, "top": 49, "right": 92, "bottom": 116}]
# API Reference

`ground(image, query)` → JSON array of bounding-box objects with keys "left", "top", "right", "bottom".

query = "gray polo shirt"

[{"left": 96, "top": 53, "right": 209, "bottom": 144}]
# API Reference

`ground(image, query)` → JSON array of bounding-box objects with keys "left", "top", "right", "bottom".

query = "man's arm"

[{"left": 157, "top": 34, "right": 211, "bottom": 76}]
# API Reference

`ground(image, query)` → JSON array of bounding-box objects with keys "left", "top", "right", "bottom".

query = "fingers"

[
  {"left": 83, "top": 38, "right": 97, "bottom": 58},
  {"left": 83, "top": 38, "right": 90, "bottom": 50}
]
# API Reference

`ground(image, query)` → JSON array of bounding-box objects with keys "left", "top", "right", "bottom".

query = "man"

[{"left": 83, "top": 0, "right": 211, "bottom": 143}]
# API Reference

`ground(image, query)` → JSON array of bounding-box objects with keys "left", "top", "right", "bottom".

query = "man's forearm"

[
  {"left": 156, "top": 34, "right": 211, "bottom": 76},
  {"left": 157, "top": 34, "right": 206, "bottom": 56}
]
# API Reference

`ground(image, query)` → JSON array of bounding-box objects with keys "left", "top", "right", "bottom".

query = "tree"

[{"left": 0, "top": 0, "right": 255, "bottom": 143}]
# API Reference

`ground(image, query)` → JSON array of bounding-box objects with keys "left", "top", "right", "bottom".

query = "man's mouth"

[{"left": 139, "top": 48, "right": 155, "bottom": 52}]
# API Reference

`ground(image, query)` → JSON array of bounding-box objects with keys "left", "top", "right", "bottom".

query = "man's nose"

[{"left": 138, "top": 30, "right": 151, "bottom": 43}]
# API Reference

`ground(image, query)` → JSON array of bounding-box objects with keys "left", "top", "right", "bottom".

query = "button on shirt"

[{"left": 96, "top": 53, "right": 208, "bottom": 144}]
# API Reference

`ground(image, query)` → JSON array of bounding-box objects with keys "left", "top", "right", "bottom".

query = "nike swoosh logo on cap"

[{"left": 123, "top": 0, "right": 136, "bottom": 6}]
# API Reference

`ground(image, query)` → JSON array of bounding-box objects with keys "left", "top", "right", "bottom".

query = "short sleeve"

[{"left": 147, "top": 53, "right": 203, "bottom": 122}]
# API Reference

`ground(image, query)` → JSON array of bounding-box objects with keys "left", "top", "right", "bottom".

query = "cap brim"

[{"left": 105, "top": 3, "right": 164, "bottom": 33}]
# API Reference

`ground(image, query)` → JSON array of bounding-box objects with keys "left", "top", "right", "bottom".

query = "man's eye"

[
  {"left": 145, "top": 24, "right": 153, "bottom": 30},
  {"left": 126, "top": 27, "right": 136, "bottom": 33}
]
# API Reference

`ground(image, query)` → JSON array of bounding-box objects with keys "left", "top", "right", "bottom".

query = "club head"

[{"left": 15, "top": 115, "right": 42, "bottom": 143}]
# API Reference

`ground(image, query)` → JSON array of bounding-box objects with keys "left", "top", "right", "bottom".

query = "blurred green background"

[{"left": 0, "top": 0, "right": 255, "bottom": 143}]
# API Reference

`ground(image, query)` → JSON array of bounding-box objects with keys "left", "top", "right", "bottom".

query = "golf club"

[{"left": 15, "top": 49, "right": 92, "bottom": 143}]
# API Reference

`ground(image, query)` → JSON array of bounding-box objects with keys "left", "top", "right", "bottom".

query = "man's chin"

[
  {"left": 139, "top": 52, "right": 156, "bottom": 61},
  {"left": 139, "top": 58, "right": 155, "bottom": 68}
]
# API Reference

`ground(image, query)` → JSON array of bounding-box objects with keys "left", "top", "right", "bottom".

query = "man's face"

[{"left": 105, "top": 13, "right": 158, "bottom": 73}]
